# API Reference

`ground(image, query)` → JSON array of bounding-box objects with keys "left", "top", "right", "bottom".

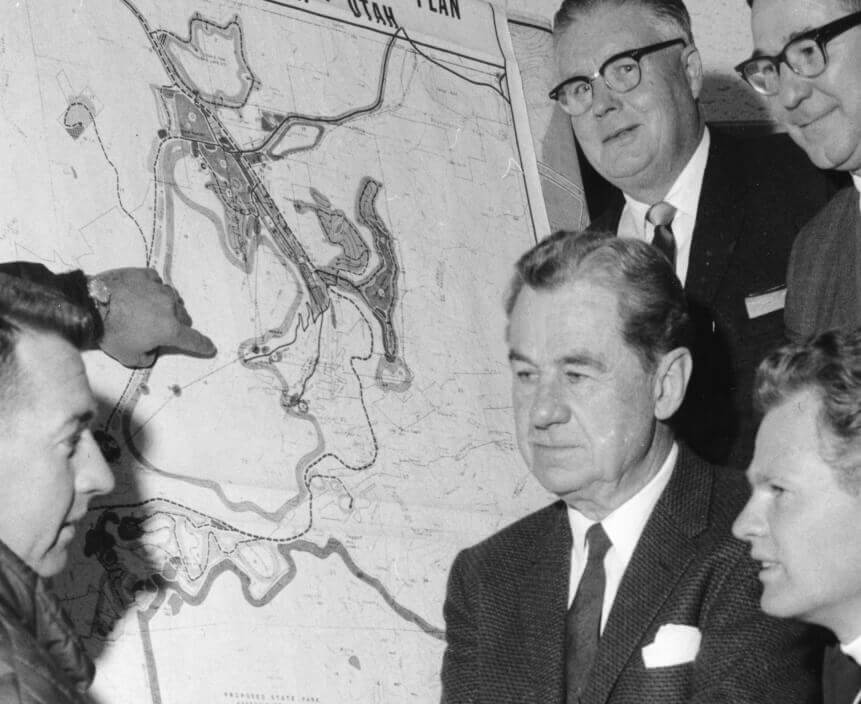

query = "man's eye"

[
  {"left": 564, "top": 370, "right": 585, "bottom": 381},
  {"left": 570, "top": 82, "right": 591, "bottom": 98},
  {"left": 65, "top": 434, "right": 83, "bottom": 458},
  {"left": 515, "top": 369, "right": 536, "bottom": 381},
  {"left": 768, "top": 483, "right": 785, "bottom": 496}
]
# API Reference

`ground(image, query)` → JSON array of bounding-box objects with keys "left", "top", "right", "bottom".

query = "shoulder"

[
  {"left": 451, "top": 502, "right": 565, "bottom": 577},
  {"left": 790, "top": 187, "right": 859, "bottom": 267},
  {"left": 708, "top": 129, "right": 830, "bottom": 203},
  {"left": 0, "top": 603, "right": 86, "bottom": 704},
  {"left": 796, "top": 186, "right": 859, "bottom": 235},
  {"left": 672, "top": 447, "right": 750, "bottom": 541}
]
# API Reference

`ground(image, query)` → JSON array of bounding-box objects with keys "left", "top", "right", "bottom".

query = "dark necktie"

[
  {"left": 566, "top": 523, "right": 613, "bottom": 704},
  {"left": 646, "top": 201, "right": 677, "bottom": 270}
]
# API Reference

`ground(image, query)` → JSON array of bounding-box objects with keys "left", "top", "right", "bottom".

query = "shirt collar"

[
  {"left": 841, "top": 632, "right": 861, "bottom": 665},
  {"left": 623, "top": 128, "right": 710, "bottom": 237},
  {"left": 567, "top": 442, "right": 678, "bottom": 565}
]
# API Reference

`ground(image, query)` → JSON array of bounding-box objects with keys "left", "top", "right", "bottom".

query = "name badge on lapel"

[{"left": 745, "top": 286, "right": 786, "bottom": 319}]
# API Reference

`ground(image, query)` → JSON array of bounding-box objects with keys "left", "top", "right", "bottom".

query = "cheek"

[{"left": 571, "top": 119, "right": 603, "bottom": 159}]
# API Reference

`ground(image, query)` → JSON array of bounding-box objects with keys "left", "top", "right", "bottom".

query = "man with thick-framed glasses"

[
  {"left": 738, "top": 0, "right": 861, "bottom": 348},
  {"left": 550, "top": 0, "right": 832, "bottom": 470}
]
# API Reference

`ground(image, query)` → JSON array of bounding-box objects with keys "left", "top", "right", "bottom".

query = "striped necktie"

[{"left": 647, "top": 201, "right": 677, "bottom": 270}]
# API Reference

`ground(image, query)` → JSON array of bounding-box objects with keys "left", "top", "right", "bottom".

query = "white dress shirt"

[
  {"left": 853, "top": 173, "right": 861, "bottom": 213},
  {"left": 617, "top": 129, "right": 711, "bottom": 286},
  {"left": 840, "top": 634, "right": 861, "bottom": 704},
  {"left": 566, "top": 443, "right": 678, "bottom": 632}
]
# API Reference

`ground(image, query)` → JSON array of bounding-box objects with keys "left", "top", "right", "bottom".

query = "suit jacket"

[
  {"left": 589, "top": 130, "right": 832, "bottom": 467},
  {"left": 440, "top": 445, "right": 823, "bottom": 703},
  {"left": 823, "top": 645, "right": 861, "bottom": 704},
  {"left": 784, "top": 186, "right": 861, "bottom": 342}
]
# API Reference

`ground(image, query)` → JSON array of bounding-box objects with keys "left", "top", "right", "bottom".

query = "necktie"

[
  {"left": 566, "top": 523, "right": 613, "bottom": 704},
  {"left": 646, "top": 201, "right": 677, "bottom": 270}
]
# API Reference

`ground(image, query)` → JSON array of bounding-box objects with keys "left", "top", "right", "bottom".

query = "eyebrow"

[
  {"left": 507, "top": 349, "right": 607, "bottom": 371},
  {"left": 60, "top": 409, "right": 96, "bottom": 434},
  {"left": 752, "top": 24, "right": 818, "bottom": 57}
]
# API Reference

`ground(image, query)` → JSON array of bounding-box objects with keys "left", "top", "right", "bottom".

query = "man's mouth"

[
  {"left": 603, "top": 125, "right": 638, "bottom": 143},
  {"left": 795, "top": 107, "right": 836, "bottom": 131},
  {"left": 754, "top": 557, "right": 781, "bottom": 578}
]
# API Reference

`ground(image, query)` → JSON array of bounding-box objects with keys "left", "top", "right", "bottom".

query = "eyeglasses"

[
  {"left": 735, "top": 10, "right": 861, "bottom": 96},
  {"left": 549, "top": 38, "right": 687, "bottom": 116}
]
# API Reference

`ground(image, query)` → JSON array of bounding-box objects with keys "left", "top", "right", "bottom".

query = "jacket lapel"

[
  {"left": 519, "top": 501, "right": 572, "bottom": 704},
  {"left": 585, "top": 447, "right": 713, "bottom": 703},
  {"left": 685, "top": 132, "right": 743, "bottom": 309}
]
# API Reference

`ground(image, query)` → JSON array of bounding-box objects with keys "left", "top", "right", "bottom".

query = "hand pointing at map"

[{"left": 89, "top": 267, "right": 216, "bottom": 368}]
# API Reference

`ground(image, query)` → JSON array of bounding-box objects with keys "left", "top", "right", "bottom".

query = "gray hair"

[
  {"left": 553, "top": 0, "right": 694, "bottom": 43},
  {"left": 505, "top": 229, "right": 692, "bottom": 372}
]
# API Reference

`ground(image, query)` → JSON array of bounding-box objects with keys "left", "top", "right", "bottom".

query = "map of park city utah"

[{"left": 0, "top": 0, "right": 552, "bottom": 701}]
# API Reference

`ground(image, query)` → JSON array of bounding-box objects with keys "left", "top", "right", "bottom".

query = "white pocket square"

[{"left": 641, "top": 624, "right": 701, "bottom": 669}]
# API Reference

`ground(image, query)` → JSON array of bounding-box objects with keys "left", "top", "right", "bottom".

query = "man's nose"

[
  {"left": 530, "top": 379, "right": 571, "bottom": 428},
  {"left": 75, "top": 431, "right": 116, "bottom": 498},
  {"left": 732, "top": 495, "right": 765, "bottom": 543},
  {"left": 776, "top": 64, "right": 813, "bottom": 111},
  {"left": 590, "top": 77, "right": 622, "bottom": 118}
]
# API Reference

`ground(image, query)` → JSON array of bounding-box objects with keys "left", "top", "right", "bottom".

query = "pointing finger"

[{"left": 166, "top": 325, "right": 217, "bottom": 358}]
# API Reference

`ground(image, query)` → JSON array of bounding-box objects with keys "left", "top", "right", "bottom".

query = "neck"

[
  {"left": 564, "top": 425, "right": 674, "bottom": 521},
  {"left": 618, "top": 122, "right": 705, "bottom": 204}
]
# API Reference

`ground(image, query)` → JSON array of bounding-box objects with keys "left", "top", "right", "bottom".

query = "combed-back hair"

[
  {"left": 755, "top": 328, "right": 861, "bottom": 491},
  {"left": 505, "top": 229, "right": 692, "bottom": 372},
  {"left": 0, "top": 273, "right": 96, "bottom": 397},
  {"left": 553, "top": 0, "right": 694, "bottom": 43}
]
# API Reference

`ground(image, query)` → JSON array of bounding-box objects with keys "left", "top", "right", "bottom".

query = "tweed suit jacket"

[
  {"left": 784, "top": 186, "right": 861, "bottom": 342},
  {"left": 440, "top": 445, "right": 823, "bottom": 704},
  {"left": 589, "top": 130, "right": 831, "bottom": 468}
]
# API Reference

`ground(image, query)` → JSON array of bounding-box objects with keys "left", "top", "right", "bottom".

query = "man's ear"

[
  {"left": 653, "top": 346, "right": 693, "bottom": 421},
  {"left": 683, "top": 45, "right": 704, "bottom": 100}
]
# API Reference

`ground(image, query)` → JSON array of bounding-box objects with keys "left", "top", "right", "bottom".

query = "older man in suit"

[
  {"left": 736, "top": 0, "right": 861, "bottom": 342},
  {"left": 733, "top": 328, "right": 861, "bottom": 704},
  {"left": 440, "top": 230, "right": 822, "bottom": 704},
  {"left": 550, "top": 0, "right": 832, "bottom": 467}
]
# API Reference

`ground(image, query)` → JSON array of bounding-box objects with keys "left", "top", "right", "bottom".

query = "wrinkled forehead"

[
  {"left": 553, "top": 3, "right": 679, "bottom": 76},
  {"left": 751, "top": 0, "right": 848, "bottom": 52}
]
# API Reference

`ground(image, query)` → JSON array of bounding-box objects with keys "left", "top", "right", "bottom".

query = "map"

[{"left": 0, "top": 0, "right": 560, "bottom": 701}]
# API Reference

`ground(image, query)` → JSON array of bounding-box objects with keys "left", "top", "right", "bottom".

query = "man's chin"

[
  {"left": 32, "top": 544, "right": 71, "bottom": 579},
  {"left": 789, "top": 131, "right": 860, "bottom": 173},
  {"left": 759, "top": 590, "right": 805, "bottom": 622}
]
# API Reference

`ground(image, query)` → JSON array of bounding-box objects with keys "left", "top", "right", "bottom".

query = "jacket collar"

[
  {"left": 0, "top": 538, "right": 94, "bottom": 692},
  {"left": 515, "top": 446, "right": 713, "bottom": 703}
]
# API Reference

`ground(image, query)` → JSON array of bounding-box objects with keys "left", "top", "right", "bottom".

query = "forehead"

[
  {"left": 554, "top": 2, "right": 670, "bottom": 73},
  {"left": 748, "top": 389, "right": 835, "bottom": 485},
  {"left": 751, "top": 0, "right": 846, "bottom": 51},
  {"left": 508, "top": 278, "right": 629, "bottom": 359},
  {"left": 9, "top": 329, "right": 93, "bottom": 423}
]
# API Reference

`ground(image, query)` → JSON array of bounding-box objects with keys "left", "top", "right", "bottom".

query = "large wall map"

[{"left": 0, "top": 0, "right": 554, "bottom": 701}]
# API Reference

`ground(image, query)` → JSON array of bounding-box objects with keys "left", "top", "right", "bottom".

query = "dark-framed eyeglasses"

[
  {"left": 735, "top": 10, "right": 861, "bottom": 96},
  {"left": 549, "top": 38, "right": 687, "bottom": 116}
]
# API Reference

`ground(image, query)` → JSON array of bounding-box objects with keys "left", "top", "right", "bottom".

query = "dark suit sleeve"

[
  {"left": 441, "top": 550, "right": 479, "bottom": 704},
  {"left": 690, "top": 549, "right": 823, "bottom": 703},
  {"left": 0, "top": 261, "right": 102, "bottom": 341}
]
